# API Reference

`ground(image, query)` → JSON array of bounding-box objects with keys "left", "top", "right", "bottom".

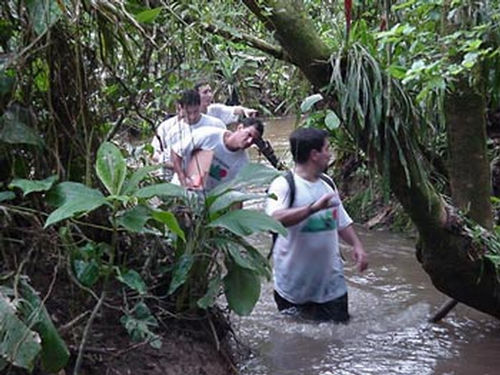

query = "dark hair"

[
  {"left": 179, "top": 89, "right": 200, "bottom": 107},
  {"left": 194, "top": 81, "right": 210, "bottom": 92},
  {"left": 241, "top": 117, "right": 264, "bottom": 137},
  {"left": 289, "top": 128, "right": 328, "bottom": 164}
]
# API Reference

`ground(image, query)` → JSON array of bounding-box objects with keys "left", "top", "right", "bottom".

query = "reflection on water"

[{"left": 235, "top": 117, "right": 500, "bottom": 375}]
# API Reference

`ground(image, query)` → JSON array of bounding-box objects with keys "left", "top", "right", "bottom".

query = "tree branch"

[{"left": 195, "top": 20, "right": 290, "bottom": 62}]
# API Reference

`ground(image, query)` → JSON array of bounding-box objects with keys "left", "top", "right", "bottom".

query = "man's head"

[
  {"left": 289, "top": 128, "right": 330, "bottom": 168},
  {"left": 179, "top": 89, "right": 201, "bottom": 125},
  {"left": 226, "top": 118, "right": 264, "bottom": 151},
  {"left": 194, "top": 81, "right": 213, "bottom": 111}
]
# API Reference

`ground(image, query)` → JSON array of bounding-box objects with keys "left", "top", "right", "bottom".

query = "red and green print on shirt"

[{"left": 209, "top": 164, "right": 228, "bottom": 181}]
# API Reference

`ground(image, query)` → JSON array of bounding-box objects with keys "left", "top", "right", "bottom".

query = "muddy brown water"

[{"left": 235, "top": 117, "right": 500, "bottom": 375}]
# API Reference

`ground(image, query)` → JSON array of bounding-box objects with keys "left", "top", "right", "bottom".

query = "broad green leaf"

[
  {"left": 0, "top": 191, "right": 15, "bottom": 202},
  {"left": 0, "top": 294, "right": 41, "bottom": 371},
  {"left": 96, "top": 142, "right": 127, "bottom": 195},
  {"left": 73, "top": 259, "right": 100, "bottom": 287},
  {"left": 208, "top": 209, "right": 287, "bottom": 237},
  {"left": 122, "top": 165, "right": 160, "bottom": 195},
  {"left": 134, "top": 7, "right": 163, "bottom": 23},
  {"left": 9, "top": 175, "right": 57, "bottom": 196},
  {"left": 209, "top": 163, "right": 280, "bottom": 197},
  {"left": 227, "top": 245, "right": 256, "bottom": 271},
  {"left": 117, "top": 205, "right": 151, "bottom": 233},
  {"left": 18, "top": 280, "right": 69, "bottom": 372},
  {"left": 134, "top": 183, "right": 186, "bottom": 199},
  {"left": 324, "top": 110, "right": 340, "bottom": 130},
  {"left": 300, "top": 93, "right": 323, "bottom": 113},
  {"left": 168, "top": 254, "right": 194, "bottom": 295},
  {"left": 223, "top": 262, "right": 260, "bottom": 316},
  {"left": 209, "top": 191, "right": 266, "bottom": 214},
  {"left": 197, "top": 275, "right": 222, "bottom": 309},
  {"left": 116, "top": 269, "right": 147, "bottom": 295},
  {"left": 0, "top": 110, "right": 43, "bottom": 147},
  {"left": 44, "top": 182, "right": 107, "bottom": 228},
  {"left": 151, "top": 210, "right": 185, "bottom": 241},
  {"left": 26, "top": 0, "right": 63, "bottom": 35}
]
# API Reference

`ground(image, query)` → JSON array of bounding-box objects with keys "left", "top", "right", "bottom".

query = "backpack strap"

[
  {"left": 284, "top": 170, "right": 296, "bottom": 208},
  {"left": 319, "top": 173, "right": 336, "bottom": 192}
]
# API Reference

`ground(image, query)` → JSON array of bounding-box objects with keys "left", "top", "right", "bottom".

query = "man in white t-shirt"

[
  {"left": 171, "top": 118, "right": 264, "bottom": 191},
  {"left": 195, "top": 81, "right": 257, "bottom": 125},
  {"left": 265, "top": 128, "right": 368, "bottom": 322},
  {"left": 168, "top": 89, "right": 226, "bottom": 185}
]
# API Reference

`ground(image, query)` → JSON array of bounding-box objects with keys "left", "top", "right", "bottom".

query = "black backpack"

[{"left": 268, "top": 170, "right": 336, "bottom": 259}]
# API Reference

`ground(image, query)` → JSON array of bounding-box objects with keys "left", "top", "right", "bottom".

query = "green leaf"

[
  {"left": 134, "top": 183, "right": 186, "bottom": 199},
  {"left": 96, "top": 142, "right": 127, "bottom": 196},
  {"left": 0, "top": 110, "right": 43, "bottom": 147},
  {"left": 0, "top": 70, "right": 15, "bottom": 96},
  {"left": 387, "top": 65, "right": 407, "bottom": 79},
  {"left": 134, "top": 7, "right": 163, "bottom": 23},
  {"left": 44, "top": 182, "right": 107, "bottom": 228},
  {"left": 168, "top": 254, "right": 194, "bottom": 295},
  {"left": 151, "top": 210, "right": 185, "bottom": 241},
  {"left": 0, "top": 293, "right": 41, "bottom": 371},
  {"left": 223, "top": 262, "right": 260, "bottom": 316},
  {"left": 18, "top": 280, "right": 69, "bottom": 372},
  {"left": 208, "top": 163, "right": 280, "bottom": 197},
  {"left": 9, "top": 175, "right": 57, "bottom": 196},
  {"left": 73, "top": 259, "right": 100, "bottom": 287},
  {"left": 26, "top": 0, "right": 63, "bottom": 35},
  {"left": 324, "top": 110, "right": 340, "bottom": 130},
  {"left": 116, "top": 269, "right": 147, "bottom": 295},
  {"left": 227, "top": 245, "right": 256, "bottom": 271},
  {"left": 209, "top": 191, "right": 266, "bottom": 214},
  {"left": 197, "top": 275, "right": 222, "bottom": 309},
  {"left": 208, "top": 209, "right": 287, "bottom": 237},
  {"left": 300, "top": 94, "right": 323, "bottom": 113},
  {"left": 117, "top": 205, "right": 151, "bottom": 233},
  {"left": 122, "top": 165, "right": 160, "bottom": 195},
  {"left": 0, "top": 191, "right": 15, "bottom": 202}
]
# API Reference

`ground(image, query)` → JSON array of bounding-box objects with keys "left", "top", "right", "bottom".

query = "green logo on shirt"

[{"left": 301, "top": 209, "right": 338, "bottom": 233}]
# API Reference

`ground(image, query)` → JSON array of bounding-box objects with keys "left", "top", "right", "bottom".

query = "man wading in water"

[{"left": 266, "top": 128, "right": 368, "bottom": 322}]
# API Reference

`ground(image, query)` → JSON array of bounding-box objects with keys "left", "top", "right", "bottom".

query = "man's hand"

[
  {"left": 310, "top": 192, "right": 337, "bottom": 213},
  {"left": 352, "top": 245, "right": 368, "bottom": 272},
  {"left": 240, "top": 107, "right": 257, "bottom": 118}
]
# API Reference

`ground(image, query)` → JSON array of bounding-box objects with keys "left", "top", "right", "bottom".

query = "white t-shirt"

[
  {"left": 265, "top": 174, "right": 353, "bottom": 304},
  {"left": 172, "top": 127, "right": 249, "bottom": 192},
  {"left": 167, "top": 114, "right": 226, "bottom": 176},
  {"left": 207, "top": 103, "right": 239, "bottom": 125},
  {"left": 151, "top": 115, "right": 182, "bottom": 180}
]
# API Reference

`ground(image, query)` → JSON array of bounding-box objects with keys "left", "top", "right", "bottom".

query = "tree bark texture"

[{"left": 445, "top": 77, "right": 493, "bottom": 229}]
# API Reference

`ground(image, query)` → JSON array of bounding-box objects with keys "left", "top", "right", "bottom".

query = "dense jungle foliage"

[{"left": 1, "top": 0, "right": 500, "bottom": 373}]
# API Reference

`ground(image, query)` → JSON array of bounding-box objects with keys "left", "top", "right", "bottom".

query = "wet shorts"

[{"left": 274, "top": 290, "right": 349, "bottom": 323}]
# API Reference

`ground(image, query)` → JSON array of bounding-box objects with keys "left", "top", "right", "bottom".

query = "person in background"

[
  {"left": 151, "top": 101, "right": 183, "bottom": 181},
  {"left": 265, "top": 127, "right": 368, "bottom": 323},
  {"left": 171, "top": 117, "right": 264, "bottom": 191},
  {"left": 195, "top": 81, "right": 257, "bottom": 125}
]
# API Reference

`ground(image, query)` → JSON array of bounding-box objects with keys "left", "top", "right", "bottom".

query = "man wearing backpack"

[{"left": 265, "top": 128, "right": 368, "bottom": 322}]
